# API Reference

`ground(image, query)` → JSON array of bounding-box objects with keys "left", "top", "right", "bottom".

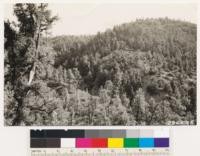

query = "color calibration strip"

[
  {"left": 30, "top": 129, "right": 170, "bottom": 156},
  {"left": 31, "top": 129, "right": 169, "bottom": 148},
  {"left": 31, "top": 137, "right": 169, "bottom": 148}
]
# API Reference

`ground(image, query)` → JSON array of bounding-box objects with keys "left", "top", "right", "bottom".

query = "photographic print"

[{"left": 4, "top": 3, "right": 197, "bottom": 126}]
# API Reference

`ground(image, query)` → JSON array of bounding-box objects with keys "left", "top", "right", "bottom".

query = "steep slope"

[
  {"left": 5, "top": 18, "right": 196, "bottom": 125},
  {"left": 51, "top": 18, "right": 196, "bottom": 125}
]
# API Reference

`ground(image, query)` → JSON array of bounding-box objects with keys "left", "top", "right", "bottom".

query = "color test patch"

[
  {"left": 108, "top": 138, "right": 124, "bottom": 148},
  {"left": 154, "top": 138, "right": 169, "bottom": 147},
  {"left": 139, "top": 138, "right": 154, "bottom": 148},
  {"left": 46, "top": 138, "right": 60, "bottom": 148},
  {"left": 31, "top": 138, "right": 46, "bottom": 148},
  {"left": 124, "top": 138, "right": 139, "bottom": 148},
  {"left": 76, "top": 138, "right": 92, "bottom": 148},
  {"left": 61, "top": 138, "right": 75, "bottom": 148},
  {"left": 126, "top": 130, "right": 140, "bottom": 138},
  {"left": 91, "top": 138, "right": 107, "bottom": 148},
  {"left": 30, "top": 138, "right": 60, "bottom": 148}
]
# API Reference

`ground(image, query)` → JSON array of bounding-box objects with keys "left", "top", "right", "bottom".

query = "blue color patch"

[{"left": 139, "top": 138, "right": 154, "bottom": 148}]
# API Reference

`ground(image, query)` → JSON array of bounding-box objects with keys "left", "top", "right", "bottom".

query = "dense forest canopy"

[{"left": 4, "top": 3, "right": 196, "bottom": 126}]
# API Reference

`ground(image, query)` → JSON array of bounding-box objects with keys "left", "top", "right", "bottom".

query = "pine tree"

[
  {"left": 132, "top": 88, "right": 147, "bottom": 125},
  {"left": 109, "top": 95, "right": 129, "bottom": 125},
  {"left": 14, "top": 3, "right": 58, "bottom": 85}
]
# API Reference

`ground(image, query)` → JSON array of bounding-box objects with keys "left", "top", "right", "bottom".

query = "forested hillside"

[{"left": 4, "top": 4, "right": 196, "bottom": 126}]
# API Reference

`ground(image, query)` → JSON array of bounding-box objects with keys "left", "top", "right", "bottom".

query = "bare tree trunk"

[
  {"left": 27, "top": 23, "right": 41, "bottom": 85},
  {"left": 28, "top": 63, "right": 36, "bottom": 85}
]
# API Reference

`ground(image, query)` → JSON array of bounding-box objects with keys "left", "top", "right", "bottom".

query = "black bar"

[
  {"left": 31, "top": 130, "right": 46, "bottom": 138},
  {"left": 30, "top": 138, "right": 61, "bottom": 148},
  {"left": 46, "top": 138, "right": 61, "bottom": 148},
  {"left": 30, "top": 138, "right": 46, "bottom": 148},
  {"left": 31, "top": 130, "right": 85, "bottom": 138}
]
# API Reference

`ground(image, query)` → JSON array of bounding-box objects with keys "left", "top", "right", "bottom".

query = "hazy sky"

[{"left": 4, "top": 3, "right": 197, "bottom": 36}]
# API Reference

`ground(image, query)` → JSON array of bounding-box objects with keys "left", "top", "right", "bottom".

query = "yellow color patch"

[{"left": 108, "top": 138, "right": 124, "bottom": 148}]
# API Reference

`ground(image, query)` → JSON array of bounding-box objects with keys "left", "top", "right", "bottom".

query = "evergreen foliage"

[{"left": 4, "top": 4, "right": 196, "bottom": 125}]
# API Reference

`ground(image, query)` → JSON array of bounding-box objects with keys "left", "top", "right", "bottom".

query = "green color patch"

[{"left": 124, "top": 138, "right": 139, "bottom": 148}]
